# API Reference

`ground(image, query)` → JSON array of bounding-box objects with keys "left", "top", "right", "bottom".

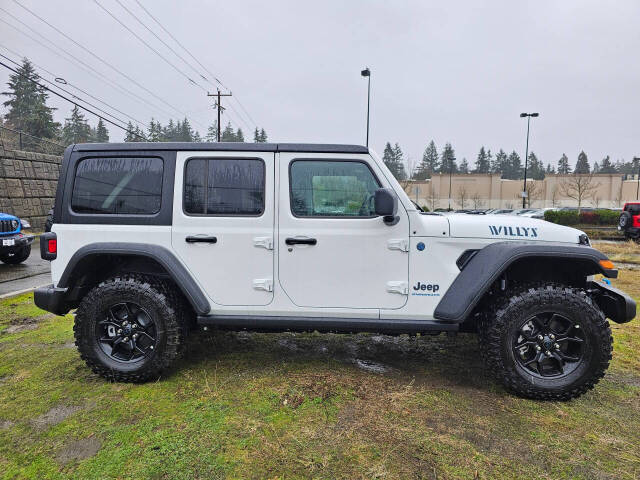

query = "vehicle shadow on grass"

[{"left": 178, "top": 329, "right": 496, "bottom": 394}]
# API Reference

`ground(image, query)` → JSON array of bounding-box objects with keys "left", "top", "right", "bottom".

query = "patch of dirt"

[
  {"left": 2, "top": 314, "right": 51, "bottom": 334},
  {"left": 354, "top": 358, "right": 392, "bottom": 374},
  {"left": 31, "top": 404, "right": 83, "bottom": 430},
  {"left": 0, "top": 419, "right": 15, "bottom": 429},
  {"left": 56, "top": 437, "right": 102, "bottom": 464}
]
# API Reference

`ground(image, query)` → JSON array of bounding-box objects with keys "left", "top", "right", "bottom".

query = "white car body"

[{"left": 49, "top": 146, "right": 586, "bottom": 322}]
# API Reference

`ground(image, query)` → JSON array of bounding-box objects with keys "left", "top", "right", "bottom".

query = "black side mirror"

[{"left": 374, "top": 188, "right": 399, "bottom": 225}]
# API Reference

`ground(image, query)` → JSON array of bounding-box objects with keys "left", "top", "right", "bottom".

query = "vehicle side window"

[
  {"left": 290, "top": 160, "right": 380, "bottom": 217},
  {"left": 183, "top": 158, "right": 265, "bottom": 216},
  {"left": 71, "top": 157, "right": 163, "bottom": 215}
]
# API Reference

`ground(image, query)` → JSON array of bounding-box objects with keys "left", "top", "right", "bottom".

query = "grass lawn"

[{"left": 0, "top": 271, "right": 638, "bottom": 479}]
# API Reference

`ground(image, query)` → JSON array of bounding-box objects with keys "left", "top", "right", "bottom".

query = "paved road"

[{"left": 0, "top": 236, "right": 51, "bottom": 297}]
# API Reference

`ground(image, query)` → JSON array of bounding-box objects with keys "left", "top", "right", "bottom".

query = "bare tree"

[
  {"left": 428, "top": 185, "right": 439, "bottom": 211},
  {"left": 456, "top": 185, "right": 468, "bottom": 209},
  {"left": 524, "top": 180, "right": 542, "bottom": 208},
  {"left": 471, "top": 192, "right": 485, "bottom": 210},
  {"left": 593, "top": 196, "right": 601, "bottom": 208},
  {"left": 559, "top": 174, "right": 600, "bottom": 212},
  {"left": 550, "top": 185, "right": 559, "bottom": 207}
]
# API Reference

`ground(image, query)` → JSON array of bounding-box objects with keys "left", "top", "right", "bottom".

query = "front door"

[
  {"left": 172, "top": 151, "right": 274, "bottom": 306},
  {"left": 277, "top": 153, "right": 409, "bottom": 310}
]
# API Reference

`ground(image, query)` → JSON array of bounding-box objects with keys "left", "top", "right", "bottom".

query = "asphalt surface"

[{"left": 0, "top": 236, "right": 51, "bottom": 298}]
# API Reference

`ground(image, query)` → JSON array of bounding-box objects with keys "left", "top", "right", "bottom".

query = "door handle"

[
  {"left": 285, "top": 237, "right": 317, "bottom": 246},
  {"left": 185, "top": 235, "right": 217, "bottom": 244}
]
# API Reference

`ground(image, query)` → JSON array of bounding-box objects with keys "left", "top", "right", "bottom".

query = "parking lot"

[{"left": 0, "top": 236, "right": 52, "bottom": 298}]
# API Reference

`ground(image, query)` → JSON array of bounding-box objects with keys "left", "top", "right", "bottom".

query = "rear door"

[
  {"left": 277, "top": 153, "right": 409, "bottom": 310},
  {"left": 171, "top": 151, "right": 274, "bottom": 306}
]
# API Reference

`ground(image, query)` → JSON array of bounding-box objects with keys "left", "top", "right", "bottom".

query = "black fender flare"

[
  {"left": 56, "top": 242, "right": 210, "bottom": 315},
  {"left": 433, "top": 242, "right": 617, "bottom": 323}
]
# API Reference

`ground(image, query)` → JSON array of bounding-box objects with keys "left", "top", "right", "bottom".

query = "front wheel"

[
  {"left": 479, "top": 284, "right": 612, "bottom": 400},
  {"left": 0, "top": 245, "right": 31, "bottom": 264}
]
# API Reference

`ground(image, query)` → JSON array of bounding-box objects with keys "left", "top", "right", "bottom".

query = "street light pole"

[
  {"left": 520, "top": 112, "right": 539, "bottom": 208},
  {"left": 635, "top": 157, "right": 640, "bottom": 200},
  {"left": 361, "top": 68, "right": 371, "bottom": 148}
]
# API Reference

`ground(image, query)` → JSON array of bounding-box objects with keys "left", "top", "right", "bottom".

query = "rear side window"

[
  {"left": 71, "top": 157, "right": 164, "bottom": 215},
  {"left": 183, "top": 158, "right": 265, "bottom": 215},
  {"left": 289, "top": 160, "right": 380, "bottom": 217}
]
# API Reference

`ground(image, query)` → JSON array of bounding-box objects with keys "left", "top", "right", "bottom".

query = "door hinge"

[
  {"left": 387, "top": 238, "right": 409, "bottom": 252},
  {"left": 253, "top": 278, "right": 273, "bottom": 292},
  {"left": 386, "top": 281, "right": 408, "bottom": 295},
  {"left": 253, "top": 236, "right": 274, "bottom": 250}
]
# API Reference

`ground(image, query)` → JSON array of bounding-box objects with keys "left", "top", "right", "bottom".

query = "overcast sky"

[{"left": 1, "top": 0, "right": 639, "bottom": 169}]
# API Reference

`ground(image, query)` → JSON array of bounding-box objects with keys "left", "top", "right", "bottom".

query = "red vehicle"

[{"left": 618, "top": 202, "right": 640, "bottom": 241}]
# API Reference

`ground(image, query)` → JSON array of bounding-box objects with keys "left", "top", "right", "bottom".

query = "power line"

[
  {"left": 132, "top": 0, "right": 229, "bottom": 90},
  {"left": 0, "top": 44, "right": 148, "bottom": 129},
  {"left": 0, "top": 60, "right": 147, "bottom": 140},
  {"left": 113, "top": 0, "right": 209, "bottom": 84},
  {"left": 0, "top": 12, "right": 177, "bottom": 121},
  {"left": 92, "top": 0, "right": 207, "bottom": 93},
  {"left": 10, "top": 0, "right": 203, "bottom": 126},
  {"left": 0, "top": 51, "right": 140, "bottom": 131},
  {"left": 131, "top": 0, "right": 259, "bottom": 130}
]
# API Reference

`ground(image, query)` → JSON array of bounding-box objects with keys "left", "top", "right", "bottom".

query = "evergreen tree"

[
  {"left": 205, "top": 121, "right": 218, "bottom": 142},
  {"left": 2, "top": 58, "right": 59, "bottom": 139},
  {"left": 592, "top": 161, "right": 600, "bottom": 173},
  {"left": 599, "top": 155, "right": 615, "bottom": 173},
  {"left": 124, "top": 121, "right": 137, "bottom": 142},
  {"left": 557, "top": 153, "right": 571, "bottom": 174},
  {"left": 459, "top": 157, "right": 469, "bottom": 174},
  {"left": 94, "top": 118, "right": 109, "bottom": 142},
  {"left": 474, "top": 146, "right": 490, "bottom": 173},
  {"left": 574, "top": 151, "right": 590, "bottom": 174},
  {"left": 192, "top": 131, "right": 202, "bottom": 142},
  {"left": 486, "top": 149, "right": 493, "bottom": 173},
  {"left": 526, "top": 151, "right": 545, "bottom": 180},
  {"left": 545, "top": 163, "right": 556, "bottom": 174},
  {"left": 179, "top": 117, "right": 194, "bottom": 142},
  {"left": 61, "top": 106, "right": 92, "bottom": 144},
  {"left": 221, "top": 122, "right": 236, "bottom": 141},
  {"left": 259, "top": 128, "right": 267, "bottom": 142},
  {"left": 494, "top": 149, "right": 508, "bottom": 176},
  {"left": 439, "top": 143, "right": 457, "bottom": 174},
  {"left": 147, "top": 119, "right": 162, "bottom": 142},
  {"left": 253, "top": 127, "right": 260, "bottom": 143},
  {"left": 236, "top": 128, "right": 244, "bottom": 142},
  {"left": 506, "top": 151, "right": 522, "bottom": 179},
  {"left": 382, "top": 142, "right": 406, "bottom": 180},
  {"left": 415, "top": 140, "right": 438, "bottom": 180}
]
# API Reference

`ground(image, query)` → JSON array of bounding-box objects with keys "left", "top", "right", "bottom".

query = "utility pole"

[
  {"left": 207, "top": 89, "right": 232, "bottom": 141},
  {"left": 635, "top": 157, "right": 640, "bottom": 200}
]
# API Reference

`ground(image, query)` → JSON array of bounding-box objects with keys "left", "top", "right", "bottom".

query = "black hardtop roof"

[{"left": 72, "top": 142, "right": 369, "bottom": 154}]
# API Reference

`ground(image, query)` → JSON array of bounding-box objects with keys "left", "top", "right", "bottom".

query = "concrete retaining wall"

[{"left": 0, "top": 144, "right": 62, "bottom": 230}]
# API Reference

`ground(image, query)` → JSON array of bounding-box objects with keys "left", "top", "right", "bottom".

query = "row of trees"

[
  {"left": 383, "top": 140, "right": 640, "bottom": 182},
  {"left": 1, "top": 58, "right": 268, "bottom": 145}
]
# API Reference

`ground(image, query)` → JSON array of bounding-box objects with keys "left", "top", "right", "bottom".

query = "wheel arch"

[
  {"left": 56, "top": 242, "right": 210, "bottom": 315},
  {"left": 434, "top": 242, "right": 617, "bottom": 324}
]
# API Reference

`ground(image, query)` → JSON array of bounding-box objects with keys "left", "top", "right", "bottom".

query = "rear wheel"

[
  {"left": 479, "top": 284, "right": 612, "bottom": 400},
  {"left": 0, "top": 245, "right": 31, "bottom": 264},
  {"left": 74, "top": 275, "right": 184, "bottom": 382}
]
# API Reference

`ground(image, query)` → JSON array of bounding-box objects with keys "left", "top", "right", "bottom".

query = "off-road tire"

[
  {"left": 0, "top": 245, "right": 31, "bottom": 264},
  {"left": 479, "top": 284, "right": 612, "bottom": 401},
  {"left": 618, "top": 211, "right": 632, "bottom": 230},
  {"left": 74, "top": 274, "right": 184, "bottom": 382}
]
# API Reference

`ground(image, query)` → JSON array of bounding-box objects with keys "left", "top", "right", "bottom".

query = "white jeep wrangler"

[{"left": 35, "top": 142, "right": 635, "bottom": 400}]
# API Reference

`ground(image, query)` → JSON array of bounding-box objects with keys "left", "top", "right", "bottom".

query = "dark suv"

[{"left": 618, "top": 203, "right": 640, "bottom": 241}]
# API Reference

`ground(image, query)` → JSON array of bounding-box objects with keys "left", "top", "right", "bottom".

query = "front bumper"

[
  {"left": 0, "top": 233, "right": 34, "bottom": 253},
  {"left": 34, "top": 284, "right": 70, "bottom": 316},
  {"left": 589, "top": 280, "right": 636, "bottom": 324}
]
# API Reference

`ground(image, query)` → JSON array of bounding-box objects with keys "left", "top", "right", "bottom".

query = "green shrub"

[
  {"left": 545, "top": 209, "right": 619, "bottom": 226},
  {"left": 421, "top": 205, "right": 430, "bottom": 212},
  {"left": 545, "top": 210, "right": 579, "bottom": 225}
]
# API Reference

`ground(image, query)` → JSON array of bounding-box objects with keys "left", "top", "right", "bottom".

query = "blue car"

[{"left": 0, "top": 212, "right": 34, "bottom": 264}]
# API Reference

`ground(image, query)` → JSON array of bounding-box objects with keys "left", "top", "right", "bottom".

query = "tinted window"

[
  {"left": 184, "top": 158, "right": 265, "bottom": 215},
  {"left": 290, "top": 160, "right": 380, "bottom": 217},
  {"left": 71, "top": 157, "right": 163, "bottom": 214}
]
